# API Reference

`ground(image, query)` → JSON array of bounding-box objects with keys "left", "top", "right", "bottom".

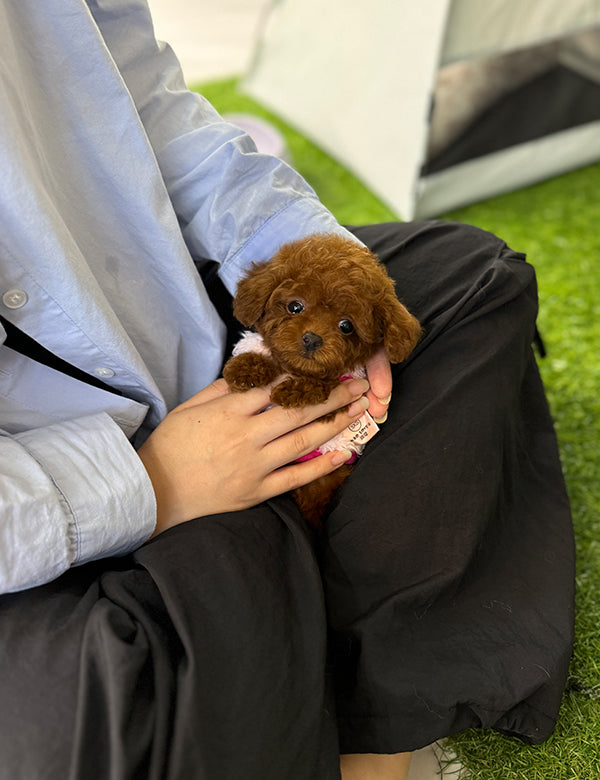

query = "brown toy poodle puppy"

[{"left": 222, "top": 233, "right": 422, "bottom": 527}]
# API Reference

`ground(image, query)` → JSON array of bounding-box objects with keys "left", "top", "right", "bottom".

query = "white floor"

[
  {"left": 146, "top": 3, "right": 462, "bottom": 777},
  {"left": 148, "top": 0, "right": 271, "bottom": 85}
]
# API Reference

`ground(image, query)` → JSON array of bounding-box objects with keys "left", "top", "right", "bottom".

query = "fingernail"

[
  {"left": 377, "top": 392, "right": 392, "bottom": 406},
  {"left": 331, "top": 449, "right": 353, "bottom": 466},
  {"left": 347, "top": 396, "right": 369, "bottom": 417},
  {"left": 373, "top": 411, "right": 388, "bottom": 424},
  {"left": 347, "top": 378, "right": 370, "bottom": 396}
]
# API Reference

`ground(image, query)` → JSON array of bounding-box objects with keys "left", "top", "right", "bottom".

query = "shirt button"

[
  {"left": 94, "top": 367, "right": 115, "bottom": 379},
  {"left": 2, "top": 289, "right": 29, "bottom": 309}
]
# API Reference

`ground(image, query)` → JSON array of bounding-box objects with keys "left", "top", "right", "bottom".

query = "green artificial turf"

[
  {"left": 440, "top": 171, "right": 600, "bottom": 779},
  {"left": 194, "top": 78, "right": 600, "bottom": 778}
]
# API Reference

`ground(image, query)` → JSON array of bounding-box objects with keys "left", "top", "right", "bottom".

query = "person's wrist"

[{"left": 138, "top": 443, "right": 183, "bottom": 538}]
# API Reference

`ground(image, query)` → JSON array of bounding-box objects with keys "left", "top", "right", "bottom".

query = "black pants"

[{"left": 0, "top": 221, "right": 574, "bottom": 779}]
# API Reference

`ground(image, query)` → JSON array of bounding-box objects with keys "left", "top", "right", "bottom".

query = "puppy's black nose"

[{"left": 301, "top": 331, "right": 323, "bottom": 352}]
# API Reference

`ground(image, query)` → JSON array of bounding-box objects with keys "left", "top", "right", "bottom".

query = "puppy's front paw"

[
  {"left": 270, "top": 377, "right": 332, "bottom": 409},
  {"left": 222, "top": 353, "right": 280, "bottom": 392}
]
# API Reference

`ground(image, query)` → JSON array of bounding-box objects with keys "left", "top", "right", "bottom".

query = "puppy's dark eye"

[
  {"left": 338, "top": 319, "right": 354, "bottom": 335},
  {"left": 287, "top": 300, "right": 304, "bottom": 314}
]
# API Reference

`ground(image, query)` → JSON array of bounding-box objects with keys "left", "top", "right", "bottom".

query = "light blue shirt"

[{"left": 0, "top": 0, "right": 354, "bottom": 592}]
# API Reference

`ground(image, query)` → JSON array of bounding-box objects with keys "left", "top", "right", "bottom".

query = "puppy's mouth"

[
  {"left": 288, "top": 345, "right": 347, "bottom": 379},
  {"left": 268, "top": 329, "right": 351, "bottom": 378}
]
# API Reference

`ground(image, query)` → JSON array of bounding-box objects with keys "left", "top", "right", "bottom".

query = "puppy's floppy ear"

[
  {"left": 377, "top": 288, "right": 422, "bottom": 364},
  {"left": 233, "top": 260, "right": 283, "bottom": 328},
  {"left": 354, "top": 258, "right": 422, "bottom": 363}
]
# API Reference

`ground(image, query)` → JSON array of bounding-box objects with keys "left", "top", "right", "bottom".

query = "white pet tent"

[{"left": 243, "top": 0, "right": 600, "bottom": 219}]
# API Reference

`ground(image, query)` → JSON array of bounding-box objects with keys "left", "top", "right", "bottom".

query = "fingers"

[
  {"left": 175, "top": 379, "right": 278, "bottom": 419},
  {"left": 179, "top": 374, "right": 372, "bottom": 425},
  {"left": 213, "top": 376, "right": 370, "bottom": 467},
  {"left": 173, "top": 376, "right": 371, "bottom": 486},
  {"left": 263, "top": 378, "right": 370, "bottom": 440},
  {"left": 259, "top": 449, "right": 353, "bottom": 503},
  {"left": 175, "top": 378, "right": 232, "bottom": 410},
  {"left": 364, "top": 347, "right": 393, "bottom": 422},
  {"left": 261, "top": 386, "right": 369, "bottom": 471}
]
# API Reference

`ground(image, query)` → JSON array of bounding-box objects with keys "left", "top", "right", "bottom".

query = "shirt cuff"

[
  {"left": 15, "top": 412, "right": 156, "bottom": 567},
  {"left": 218, "top": 196, "right": 363, "bottom": 295}
]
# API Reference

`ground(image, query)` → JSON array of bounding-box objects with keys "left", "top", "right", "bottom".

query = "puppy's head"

[{"left": 233, "top": 234, "right": 421, "bottom": 379}]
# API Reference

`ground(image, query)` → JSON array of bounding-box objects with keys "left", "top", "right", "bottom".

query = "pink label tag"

[{"left": 339, "top": 411, "right": 380, "bottom": 448}]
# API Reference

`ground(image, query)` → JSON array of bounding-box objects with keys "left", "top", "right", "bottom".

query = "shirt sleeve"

[
  {"left": 0, "top": 413, "right": 156, "bottom": 594},
  {"left": 86, "top": 0, "right": 360, "bottom": 293}
]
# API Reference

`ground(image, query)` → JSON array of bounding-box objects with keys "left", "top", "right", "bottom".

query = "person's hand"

[
  {"left": 138, "top": 377, "right": 371, "bottom": 537},
  {"left": 364, "top": 346, "right": 393, "bottom": 423}
]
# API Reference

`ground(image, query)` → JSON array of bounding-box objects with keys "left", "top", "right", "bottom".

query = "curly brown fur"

[
  {"left": 291, "top": 464, "right": 353, "bottom": 529},
  {"left": 222, "top": 233, "right": 422, "bottom": 527}
]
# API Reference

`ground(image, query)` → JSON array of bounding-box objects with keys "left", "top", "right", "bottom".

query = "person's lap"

[
  {"left": 0, "top": 221, "right": 575, "bottom": 777},
  {"left": 326, "top": 221, "right": 574, "bottom": 752},
  {"left": 0, "top": 500, "right": 341, "bottom": 779}
]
